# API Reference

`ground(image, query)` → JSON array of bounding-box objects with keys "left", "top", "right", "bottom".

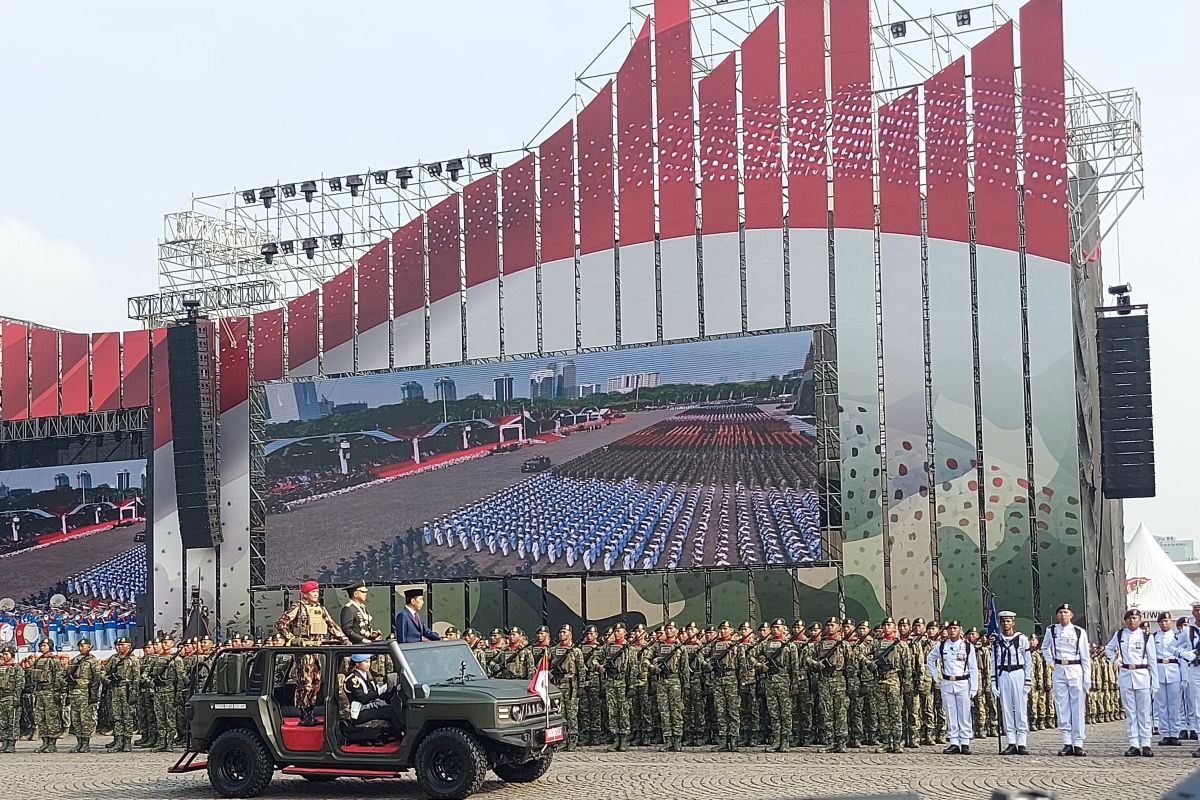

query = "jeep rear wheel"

[
  {"left": 494, "top": 752, "right": 553, "bottom": 783},
  {"left": 207, "top": 729, "right": 274, "bottom": 798},
  {"left": 415, "top": 727, "right": 488, "bottom": 800}
]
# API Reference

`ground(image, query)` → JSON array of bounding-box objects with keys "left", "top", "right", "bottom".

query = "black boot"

[
  {"left": 78, "top": 737, "right": 91, "bottom": 754},
  {"left": 69, "top": 736, "right": 83, "bottom": 753},
  {"left": 118, "top": 736, "right": 133, "bottom": 753},
  {"left": 104, "top": 737, "right": 121, "bottom": 751},
  {"left": 35, "top": 738, "right": 50, "bottom": 754},
  {"left": 773, "top": 734, "right": 786, "bottom": 753},
  {"left": 671, "top": 736, "right": 682, "bottom": 752},
  {"left": 1001, "top": 744, "right": 1018, "bottom": 755},
  {"left": 610, "top": 733, "right": 626, "bottom": 752},
  {"left": 564, "top": 734, "right": 577, "bottom": 752}
]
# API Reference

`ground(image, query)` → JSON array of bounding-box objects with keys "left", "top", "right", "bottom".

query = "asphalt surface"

[{"left": 0, "top": 524, "right": 143, "bottom": 599}]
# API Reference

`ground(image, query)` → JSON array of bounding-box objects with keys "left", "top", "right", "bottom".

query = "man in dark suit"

[{"left": 395, "top": 588, "right": 441, "bottom": 644}]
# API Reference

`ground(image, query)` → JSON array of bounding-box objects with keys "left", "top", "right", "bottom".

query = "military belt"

[
  {"left": 941, "top": 674, "right": 967, "bottom": 682},
  {"left": 1054, "top": 659, "right": 1081, "bottom": 666},
  {"left": 1120, "top": 664, "right": 1148, "bottom": 670},
  {"left": 997, "top": 665, "right": 1024, "bottom": 672},
  {"left": 1158, "top": 659, "right": 1175, "bottom": 664}
]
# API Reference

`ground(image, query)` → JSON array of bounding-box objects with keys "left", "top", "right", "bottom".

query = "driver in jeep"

[{"left": 344, "top": 653, "right": 404, "bottom": 737}]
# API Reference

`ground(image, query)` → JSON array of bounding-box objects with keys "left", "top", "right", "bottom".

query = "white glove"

[
  {"left": 970, "top": 689, "right": 978, "bottom": 700},
  {"left": 990, "top": 685, "right": 999, "bottom": 698}
]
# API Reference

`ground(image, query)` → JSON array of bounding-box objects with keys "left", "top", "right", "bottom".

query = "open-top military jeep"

[{"left": 171, "top": 640, "right": 564, "bottom": 799}]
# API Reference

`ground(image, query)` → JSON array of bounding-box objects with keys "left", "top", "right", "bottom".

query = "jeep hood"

[{"left": 426, "top": 679, "right": 556, "bottom": 703}]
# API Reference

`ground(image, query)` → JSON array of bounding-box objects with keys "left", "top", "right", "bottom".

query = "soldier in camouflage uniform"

[
  {"left": 577, "top": 625, "right": 603, "bottom": 746},
  {"left": 697, "top": 621, "right": 746, "bottom": 751},
  {"left": 966, "top": 627, "right": 992, "bottom": 738},
  {"left": 152, "top": 639, "right": 186, "bottom": 752},
  {"left": 66, "top": 637, "right": 101, "bottom": 753},
  {"left": 277, "top": 580, "right": 348, "bottom": 726},
  {"left": 788, "top": 620, "right": 809, "bottom": 747},
  {"left": 592, "top": 621, "right": 637, "bottom": 751},
  {"left": 101, "top": 637, "right": 139, "bottom": 752},
  {"left": 1027, "top": 632, "right": 1044, "bottom": 730},
  {"left": 479, "top": 629, "right": 504, "bottom": 677},
  {"left": 548, "top": 625, "right": 583, "bottom": 751},
  {"left": 629, "top": 624, "right": 654, "bottom": 746},
  {"left": 681, "top": 623, "right": 705, "bottom": 746},
  {"left": 869, "top": 617, "right": 910, "bottom": 753},
  {"left": 840, "top": 619, "right": 863, "bottom": 748},
  {"left": 640, "top": 621, "right": 690, "bottom": 752},
  {"left": 491, "top": 627, "right": 535, "bottom": 680},
  {"left": 32, "top": 638, "right": 65, "bottom": 753},
  {"left": 856, "top": 621, "right": 877, "bottom": 746},
  {"left": 0, "top": 646, "right": 23, "bottom": 753},
  {"left": 805, "top": 617, "right": 850, "bottom": 753},
  {"left": 751, "top": 618, "right": 798, "bottom": 752},
  {"left": 530, "top": 626, "right": 553, "bottom": 669},
  {"left": 804, "top": 622, "right": 823, "bottom": 744},
  {"left": 134, "top": 639, "right": 158, "bottom": 746},
  {"left": 736, "top": 622, "right": 758, "bottom": 746},
  {"left": 896, "top": 618, "right": 917, "bottom": 746}
]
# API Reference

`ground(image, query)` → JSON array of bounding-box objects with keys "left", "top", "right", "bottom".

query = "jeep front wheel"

[
  {"left": 206, "top": 729, "right": 274, "bottom": 798},
  {"left": 494, "top": 752, "right": 553, "bottom": 783},
  {"left": 415, "top": 727, "right": 488, "bottom": 800}
]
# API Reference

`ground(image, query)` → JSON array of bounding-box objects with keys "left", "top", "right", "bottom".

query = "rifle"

[
  {"left": 550, "top": 645, "right": 578, "bottom": 682},
  {"left": 491, "top": 643, "right": 532, "bottom": 678},
  {"left": 873, "top": 640, "right": 901, "bottom": 679},
  {"left": 688, "top": 639, "right": 718, "bottom": 671},
  {"left": 654, "top": 642, "right": 687, "bottom": 677},
  {"left": 601, "top": 641, "right": 633, "bottom": 678},
  {"left": 816, "top": 640, "right": 843, "bottom": 675},
  {"left": 759, "top": 640, "right": 790, "bottom": 676}
]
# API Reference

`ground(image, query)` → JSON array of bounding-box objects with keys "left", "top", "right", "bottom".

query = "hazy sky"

[
  {"left": 0, "top": 1, "right": 1191, "bottom": 541},
  {"left": 0, "top": 459, "right": 145, "bottom": 493}
]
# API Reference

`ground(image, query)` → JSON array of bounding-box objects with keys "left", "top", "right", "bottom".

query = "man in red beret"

[{"left": 276, "top": 580, "right": 348, "bottom": 726}]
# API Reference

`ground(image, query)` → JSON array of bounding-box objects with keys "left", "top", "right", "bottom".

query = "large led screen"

[{"left": 263, "top": 330, "right": 820, "bottom": 584}]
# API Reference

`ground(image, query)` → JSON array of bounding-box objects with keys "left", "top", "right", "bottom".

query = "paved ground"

[
  {"left": 4, "top": 722, "right": 1195, "bottom": 800},
  {"left": 264, "top": 409, "right": 678, "bottom": 582},
  {"left": 0, "top": 524, "right": 142, "bottom": 598}
]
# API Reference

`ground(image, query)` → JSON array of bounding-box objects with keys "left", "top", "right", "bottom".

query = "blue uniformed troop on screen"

[{"left": 6, "top": 587, "right": 1200, "bottom": 758}]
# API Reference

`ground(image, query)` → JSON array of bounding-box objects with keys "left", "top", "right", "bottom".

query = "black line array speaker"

[
  {"left": 167, "top": 321, "right": 223, "bottom": 548},
  {"left": 1097, "top": 312, "right": 1155, "bottom": 499}
]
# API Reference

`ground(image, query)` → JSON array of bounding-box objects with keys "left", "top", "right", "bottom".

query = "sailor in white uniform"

[
  {"left": 991, "top": 611, "right": 1032, "bottom": 755},
  {"left": 925, "top": 619, "right": 978, "bottom": 754},
  {"left": 1169, "top": 601, "right": 1200, "bottom": 757},
  {"left": 1105, "top": 608, "right": 1158, "bottom": 757},
  {"left": 1041, "top": 602, "right": 1092, "bottom": 756},
  {"left": 1152, "top": 611, "right": 1183, "bottom": 746}
]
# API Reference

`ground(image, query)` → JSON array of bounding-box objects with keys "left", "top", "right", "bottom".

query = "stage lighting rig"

[
  {"left": 329, "top": 233, "right": 344, "bottom": 248},
  {"left": 1108, "top": 282, "right": 1133, "bottom": 315},
  {"left": 474, "top": 153, "right": 492, "bottom": 169},
  {"left": 446, "top": 158, "right": 464, "bottom": 181},
  {"left": 346, "top": 174, "right": 363, "bottom": 197},
  {"left": 302, "top": 237, "right": 318, "bottom": 259},
  {"left": 261, "top": 242, "right": 278, "bottom": 264},
  {"left": 279, "top": 240, "right": 295, "bottom": 255},
  {"left": 956, "top": 9, "right": 971, "bottom": 26},
  {"left": 425, "top": 162, "right": 443, "bottom": 178},
  {"left": 328, "top": 177, "right": 343, "bottom": 192},
  {"left": 259, "top": 186, "right": 276, "bottom": 209},
  {"left": 241, "top": 190, "right": 256, "bottom": 205},
  {"left": 373, "top": 170, "right": 389, "bottom": 185},
  {"left": 395, "top": 167, "right": 414, "bottom": 188},
  {"left": 301, "top": 180, "right": 317, "bottom": 202},
  {"left": 281, "top": 183, "right": 296, "bottom": 199},
  {"left": 891, "top": 22, "right": 907, "bottom": 39}
]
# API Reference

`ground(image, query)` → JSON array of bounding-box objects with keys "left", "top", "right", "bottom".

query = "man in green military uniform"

[
  {"left": 491, "top": 627, "right": 535, "bottom": 680},
  {"left": 547, "top": 625, "right": 582, "bottom": 751},
  {"left": 911, "top": 619, "right": 938, "bottom": 745},
  {"left": 102, "top": 637, "right": 139, "bottom": 752},
  {"left": 753, "top": 618, "right": 798, "bottom": 753},
  {"left": 856, "top": 621, "right": 877, "bottom": 745},
  {"left": 66, "top": 637, "right": 101, "bottom": 753},
  {"left": 788, "top": 620, "right": 809, "bottom": 747},
  {"left": 576, "top": 625, "right": 602, "bottom": 746},
  {"left": 869, "top": 617, "right": 910, "bottom": 753},
  {"left": 840, "top": 619, "right": 863, "bottom": 748},
  {"left": 966, "top": 627, "right": 993, "bottom": 738},
  {"left": 681, "top": 623, "right": 706, "bottom": 747},
  {"left": 806, "top": 617, "right": 850, "bottom": 753},
  {"left": 628, "top": 624, "right": 654, "bottom": 746},
  {"left": 152, "top": 639, "right": 187, "bottom": 752},
  {"left": 736, "top": 622, "right": 759, "bottom": 746},
  {"left": 340, "top": 580, "right": 383, "bottom": 645},
  {"left": 530, "top": 626, "right": 553, "bottom": 668},
  {"left": 698, "top": 621, "right": 747, "bottom": 752},
  {"left": 276, "top": 579, "right": 349, "bottom": 726},
  {"left": 593, "top": 621, "right": 637, "bottom": 751},
  {"left": 134, "top": 639, "right": 159, "bottom": 746},
  {"left": 32, "top": 638, "right": 65, "bottom": 753},
  {"left": 0, "top": 646, "right": 23, "bottom": 753},
  {"left": 640, "top": 621, "right": 689, "bottom": 752}
]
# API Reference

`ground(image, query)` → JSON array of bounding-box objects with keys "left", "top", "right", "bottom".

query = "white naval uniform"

[
  {"left": 991, "top": 632, "right": 1033, "bottom": 747},
  {"left": 926, "top": 637, "right": 979, "bottom": 747},
  {"left": 1153, "top": 627, "right": 1183, "bottom": 737},
  {"left": 1105, "top": 627, "right": 1159, "bottom": 747},
  {"left": 1041, "top": 623, "right": 1092, "bottom": 747},
  {"left": 1168, "top": 623, "right": 1200, "bottom": 735}
]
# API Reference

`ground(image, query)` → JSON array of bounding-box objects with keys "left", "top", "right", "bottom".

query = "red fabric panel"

[
  {"left": 464, "top": 175, "right": 499, "bottom": 288},
  {"left": 655, "top": 0, "right": 696, "bottom": 239},
  {"left": 618, "top": 18, "right": 654, "bottom": 247},
  {"left": 59, "top": 332, "right": 89, "bottom": 415},
  {"left": 1, "top": 321, "right": 29, "bottom": 421},
  {"left": 829, "top": 0, "right": 872, "bottom": 230},
  {"left": 252, "top": 309, "right": 284, "bottom": 382},
  {"left": 392, "top": 216, "right": 426, "bottom": 317},
  {"left": 578, "top": 82, "right": 615, "bottom": 257},
  {"left": 501, "top": 155, "right": 536, "bottom": 275},
  {"left": 218, "top": 317, "right": 250, "bottom": 414},
  {"left": 699, "top": 54, "right": 738, "bottom": 236},
  {"left": 427, "top": 195, "right": 461, "bottom": 303},
  {"left": 287, "top": 289, "right": 319, "bottom": 371},
  {"left": 121, "top": 329, "right": 150, "bottom": 409},
  {"left": 321, "top": 268, "right": 355, "bottom": 351},
  {"left": 356, "top": 239, "right": 391, "bottom": 332},
  {"left": 786, "top": 0, "right": 827, "bottom": 229},
  {"left": 151, "top": 326, "right": 172, "bottom": 449},
  {"left": 878, "top": 90, "right": 920, "bottom": 236},
  {"left": 29, "top": 327, "right": 59, "bottom": 418},
  {"left": 279, "top": 718, "right": 325, "bottom": 752},
  {"left": 972, "top": 23, "right": 1018, "bottom": 250},
  {"left": 742, "top": 9, "right": 783, "bottom": 230},
  {"left": 90, "top": 332, "right": 121, "bottom": 412},
  {"left": 1020, "top": 0, "right": 1069, "bottom": 261},
  {"left": 539, "top": 122, "right": 575, "bottom": 263},
  {"left": 925, "top": 59, "right": 969, "bottom": 243}
]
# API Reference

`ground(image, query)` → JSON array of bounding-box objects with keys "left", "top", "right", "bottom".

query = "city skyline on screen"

[{"left": 0, "top": 458, "right": 146, "bottom": 494}]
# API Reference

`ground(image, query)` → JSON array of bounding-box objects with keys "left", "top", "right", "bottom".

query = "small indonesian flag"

[{"left": 528, "top": 653, "right": 550, "bottom": 706}]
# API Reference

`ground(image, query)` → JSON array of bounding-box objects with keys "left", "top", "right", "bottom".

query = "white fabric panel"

[
  {"left": 466, "top": 279, "right": 500, "bottom": 359},
  {"left": 392, "top": 309, "right": 426, "bottom": 368},
  {"left": 321, "top": 339, "right": 354, "bottom": 376},
  {"left": 151, "top": 441, "right": 184, "bottom": 631},
  {"left": 619, "top": 241, "right": 657, "bottom": 345},
  {"left": 428, "top": 293, "right": 463, "bottom": 365},
  {"left": 745, "top": 227, "right": 786, "bottom": 331},
  {"left": 289, "top": 357, "right": 318, "bottom": 378},
  {"left": 789, "top": 227, "right": 831, "bottom": 327},
  {"left": 357, "top": 322, "right": 389, "bottom": 372},
  {"left": 540, "top": 256, "right": 577, "bottom": 352},
  {"left": 501, "top": 268, "right": 538, "bottom": 357},
  {"left": 579, "top": 249, "right": 617, "bottom": 349},
  {"left": 218, "top": 401, "right": 252, "bottom": 635},
  {"left": 659, "top": 236, "right": 699, "bottom": 341},
  {"left": 701, "top": 231, "right": 741, "bottom": 336}
]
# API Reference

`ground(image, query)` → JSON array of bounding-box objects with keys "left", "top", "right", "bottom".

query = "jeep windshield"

[{"left": 404, "top": 642, "right": 487, "bottom": 684}]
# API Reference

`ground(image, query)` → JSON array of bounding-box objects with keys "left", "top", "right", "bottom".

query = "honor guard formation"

[{"left": 5, "top": 583, "right": 1200, "bottom": 760}]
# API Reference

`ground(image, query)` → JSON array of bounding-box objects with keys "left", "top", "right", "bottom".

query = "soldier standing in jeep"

[{"left": 275, "top": 580, "right": 348, "bottom": 726}]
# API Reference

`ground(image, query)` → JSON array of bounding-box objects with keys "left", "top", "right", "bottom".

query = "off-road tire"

[
  {"left": 415, "top": 727, "right": 488, "bottom": 800},
  {"left": 206, "top": 729, "right": 275, "bottom": 798},
  {"left": 493, "top": 752, "right": 553, "bottom": 783}
]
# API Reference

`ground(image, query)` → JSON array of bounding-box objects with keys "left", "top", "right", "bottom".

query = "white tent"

[{"left": 1125, "top": 523, "right": 1199, "bottom": 616}]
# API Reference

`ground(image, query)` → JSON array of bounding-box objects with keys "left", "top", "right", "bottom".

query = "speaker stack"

[
  {"left": 167, "top": 319, "right": 223, "bottom": 548},
  {"left": 1097, "top": 288, "right": 1155, "bottom": 499}
]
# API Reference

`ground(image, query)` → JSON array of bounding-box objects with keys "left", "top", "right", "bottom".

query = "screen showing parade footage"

[
  {"left": 262, "top": 330, "right": 820, "bottom": 584},
  {"left": 0, "top": 444, "right": 146, "bottom": 607}
]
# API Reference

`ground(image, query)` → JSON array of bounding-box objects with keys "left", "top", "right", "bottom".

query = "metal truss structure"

[{"left": 0, "top": 407, "right": 148, "bottom": 443}]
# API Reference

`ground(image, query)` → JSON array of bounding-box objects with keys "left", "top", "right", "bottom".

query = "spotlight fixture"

[
  {"left": 373, "top": 170, "right": 389, "bottom": 185},
  {"left": 261, "top": 242, "right": 278, "bottom": 264},
  {"left": 281, "top": 183, "right": 297, "bottom": 199},
  {"left": 329, "top": 233, "right": 344, "bottom": 248},
  {"left": 395, "top": 167, "right": 413, "bottom": 189},
  {"left": 1108, "top": 283, "right": 1133, "bottom": 315},
  {"left": 1107, "top": 282, "right": 1133, "bottom": 296},
  {"left": 328, "top": 177, "right": 343, "bottom": 192},
  {"left": 425, "top": 162, "right": 443, "bottom": 178},
  {"left": 259, "top": 186, "right": 276, "bottom": 209},
  {"left": 956, "top": 9, "right": 971, "bottom": 26},
  {"left": 446, "top": 158, "right": 463, "bottom": 181},
  {"left": 891, "top": 21, "right": 907, "bottom": 39},
  {"left": 301, "top": 180, "right": 317, "bottom": 202},
  {"left": 346, "top": 174, "right": 364, "bottom": 197},
  {"left": 475, "top": 153, "right": 493, "bottom": 168},
  {"left": 279, "top": 240, "right": 295, "bottom": 255},
  {"left": 241, "top": 189, "right": 256, "bottom": 205},
  {"left": 302, "top": 237, "right": 318, "bottom": 259}
]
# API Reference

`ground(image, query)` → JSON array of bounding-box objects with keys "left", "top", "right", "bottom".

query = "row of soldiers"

[{"left": 456, "top": 615, "right": 1124, "bottom": 752}]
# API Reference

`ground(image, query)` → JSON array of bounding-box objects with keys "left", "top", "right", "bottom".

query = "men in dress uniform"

[
  {"left": 1041, "top": 602, "right": 1092, "bottom": 756},
  {"left": 991, "top": 611, "right": 1032, "bottom": 755},
  {"left": 340, "top": 579, "right": 383, "bottom": 644},
  {"left": 1105, "top": 608, "right": 1158, "bottom": 757},
  {"left": 925, "top": 620, "right": 978, "bottom": 754},
  {"left": 1153, "top": 611, "right": 1183, "bottom": 745},
  {"left": 343, "top": 654, "right": 403, "bottom": 733}
]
